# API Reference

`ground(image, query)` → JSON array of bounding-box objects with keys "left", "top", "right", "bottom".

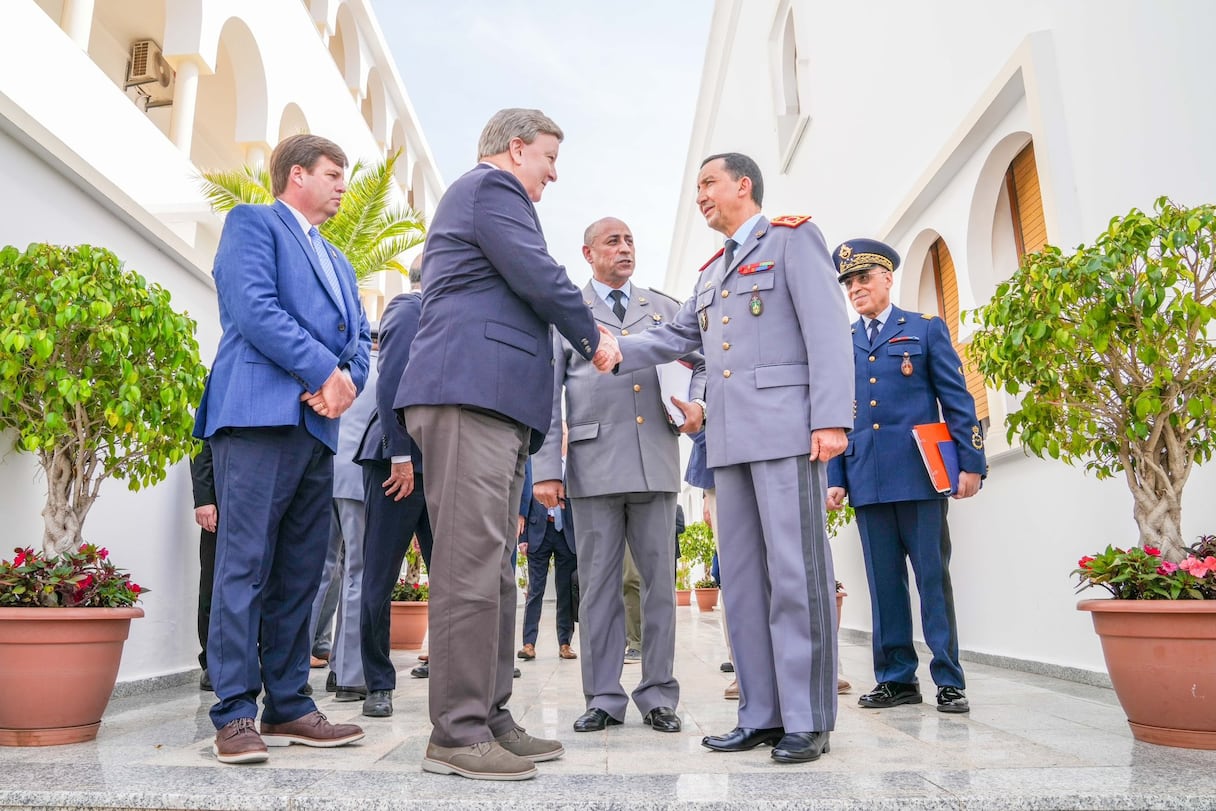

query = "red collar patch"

[{"left": 698, "top": 247, "right": 725, "bottom": 273}]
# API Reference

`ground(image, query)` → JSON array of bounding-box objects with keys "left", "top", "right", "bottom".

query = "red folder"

[{"left": 912, "top": 422, "right": 959, "bottom": 495}]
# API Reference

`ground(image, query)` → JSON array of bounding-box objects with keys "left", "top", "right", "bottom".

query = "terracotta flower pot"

[
  {"left": 389, "top": 601, "right": 429, "bottom": 650},
  {"left": 676, "top": 588, "right": 691, "bottom": 607},
  {"left": 0, "top": 606, "right": 143, "bottom": 746},
  {"left": 836, "top": 589, "right": 846, "bottom": 631},
  {"left": 1078, "top": 598, "right": 1216, "bottom": 749},
  {"left": 694, "top": 586, "right": 719, "bottom": 611}
]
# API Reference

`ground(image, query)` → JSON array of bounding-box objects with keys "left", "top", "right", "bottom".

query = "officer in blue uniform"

[{"left": 825, "top": 238, "right": 986, "bottom": 714}]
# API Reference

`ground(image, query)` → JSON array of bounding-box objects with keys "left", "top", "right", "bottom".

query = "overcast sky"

[{"left": 370, "top": 1, "right": 713, "bottom": 293}]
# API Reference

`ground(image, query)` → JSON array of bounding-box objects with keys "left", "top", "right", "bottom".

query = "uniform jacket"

[
  {"left": 827, "top": 305, "right": 987, "bottom": 506},
  {"left": 617, "top": 215, "right": 854, "bottom": 468},
  {"left": 193, "top": 200, "right": 370, "bottom": 453},
  {"left": 356, "top": 292, "right": 423, "bottom": 473},
  {"left": 395, "top": 164, "right": 600, "bottom": 453},
  {"left": 533, "top": 282, "right": 706, "bottom": 497}
]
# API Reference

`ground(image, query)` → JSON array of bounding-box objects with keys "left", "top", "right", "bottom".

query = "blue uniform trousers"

[
  {"left": 855, "top": 498, "right": 964, "bottom": 688},
  {"left": 207, "top": 423, "right": 332, "bottom": 728}
]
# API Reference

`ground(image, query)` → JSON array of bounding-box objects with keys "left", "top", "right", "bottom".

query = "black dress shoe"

[
  {"left": 325, "top": 670, "right": 337, "bottom": 692},
  {"left": 858, "top": 681, "right": 922, "bottom": 708},
  {"left": 720, "top": 661, "right": 734, "bottom": 673},
  {"left": 514, "top": 667, "right": 521, "bottom": 679},
  {"left": 771, "top": 731, "right": 830, "bottom": 763},
  {"left": 936, "top": 685, "right": 970, "bottom": 713},
  {"left": 199, "top": 668, "right": 213, "bottom": 692},
  {"left": 573, "top": 708, "right": 623, "bottom": 732},
  {"left": 362, "top": 689, "right": 393, "bottom": 717},
  {"left": 410, "top": 662, "right": 429, "bottom": 679},
  {"left": 334, "top": 685, "right": 368, "bottom": 702},
  {"left": 302, "top": 682, "right": 313, "bottom": 696},
  {"left": 643, "top": 706, "right": 682, "bottom": 733},
  {"left": 701, "top": 726, "right": 785, "bottom": 751}
]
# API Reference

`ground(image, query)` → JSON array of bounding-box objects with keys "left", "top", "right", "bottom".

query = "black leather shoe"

[
  {"left": 573, "top": 708, "right": 623, "bottom": 732},
  {"left": 362, "top": 689, "right": 393, "bottom": 717},
  {"left": 936, "top": 685, "right": 970, "bottom": 713},
  {"left": 199, "top": 668, "right": 213, "bottom": 692},
  {"left": 410, "top": 662, "right": 429, "bottom": 679},
  {"left": 302, "top": 682, "right": 313, "bottom": 696},
  {"left": 514, "top": 667, "right": 522, "bottom": 679},
  {"left": 701, "top": 726, "right": 785, "bottom": 751},
  {"left": 858, "top": 681, "right": 922, "bottom": 708},
  {"left": 325, "top": 670, "right": 337, "bottom": 692},
  {"left": 720, "top": 661, "right": 734, "bottom": 673},
  {"left": 771, "top": 731, "right": 830, "bottom": 763},
  {"left": 643, "top": 706, "right": 682, "bottom": 733},
  {"left": 334, "top": 685, "right": 368, "bottom": 702}
]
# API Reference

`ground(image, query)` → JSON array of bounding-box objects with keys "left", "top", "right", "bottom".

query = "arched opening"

[
  {"left": 278, "top": 102, "right": 310, "bottom": 141},
  {"left": 390, "top": 120, "right": 409, "bottom": 186},
  {"left": 329, "top": 2, "right": 361, "bottom": 94},
  {"left": 410, "top": 160, "right": 429, "bottom": 218},
  {"left": 966, "top": 131, "right": 1037, "bottom": 303},
  {"left": 926, "top": 237, "right": 990, "bottom": 422},
  {"left": 191, "top": 17, "right": 268, "bottom": 170},
  {"left": 362, "top": 67, "right": 387, "bottom": 146}
]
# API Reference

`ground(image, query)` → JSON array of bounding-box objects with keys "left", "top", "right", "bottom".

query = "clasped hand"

[
  {"left": 592, "top": 325, "right": 622, "bottom": 372},
  {"left": 301, "top": 367, "right": 357, "bottom": 419}
]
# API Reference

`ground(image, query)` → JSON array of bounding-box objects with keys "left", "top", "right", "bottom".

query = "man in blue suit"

[
  {"left": 826, "top": 238, "right": 986, "bottom": 715},
  {"left": 397, "top": 108, "right": 614, "bottom": 781},
  {"left": 194, "top": 134, "right": 371, "bottom": 765}
]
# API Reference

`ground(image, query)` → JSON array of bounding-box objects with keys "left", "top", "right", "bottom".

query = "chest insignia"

[
  {"left": 749, "top": 286, "right": 764, "bottom": 316},
  {"left": 699, "top": 309, "right": 709, "bottom": 331},
  {"left": 739, "top": 260, "right": 775, "bottom": 275},
  {"left": 901, "top": 353, "right": 913, "bottom": 376}
]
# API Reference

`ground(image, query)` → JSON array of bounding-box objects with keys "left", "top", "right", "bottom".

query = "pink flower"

[
  {"left": 98, "top": 547, "right": 109, "bottom": 560},
  {"left": 1158, "top": 561, "right": 1179, "bottom": 575},
  {"left": 1144, "top": 546, "right": 1162, "bottom": 557},
  {"left": 1179, "top": 556, "right": 1210, "bottom": 576}
]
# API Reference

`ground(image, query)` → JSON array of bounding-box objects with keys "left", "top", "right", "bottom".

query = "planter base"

[
  {"left": 0, "top": 722, "right": 101, "bottom": 747},
  {"left": 1128, "top": 721, "right": 1216, "bottom": 750}
]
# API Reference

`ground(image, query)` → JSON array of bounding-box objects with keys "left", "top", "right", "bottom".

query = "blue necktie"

[
  {"left": 308, "top": 227, "right": 343, "bottom": 302},
  {"left": 868, "top": 318, "right": 882, "bottom": 347},
  {"left": 609, "top": 289, "right": 627, "bottom": 322},
  {"left": 549, "top": 506, "right": 564, "bottom": 532}
]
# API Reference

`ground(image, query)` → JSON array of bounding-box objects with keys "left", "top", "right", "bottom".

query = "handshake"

[{"left": 592, "top": 325, "right": 623, "bottom": 372}]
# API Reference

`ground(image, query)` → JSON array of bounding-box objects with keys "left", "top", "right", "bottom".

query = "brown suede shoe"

[
  {"left": 422, "top": 740, "right": 537, "bottom": 780},
  {"left": 517, "top": 643, "right": 536, "bottom": 660},
  {"left": 837, "top": 677, "right": 852, "bottom": 694},
  {"left": 558, "top": 644, "right": 577, "bottom": 660},
  {"left": 260, "top": 711, "right": 364, "bottom": 748},
  {"left": 495, "top": 726, "right": 564, "bottom": 762},
  {"left": 724, "top": 679, "right": 739, "bottom": 700},
  {"left": 213, "top": 717, "right": 268, "bottom": 764}
]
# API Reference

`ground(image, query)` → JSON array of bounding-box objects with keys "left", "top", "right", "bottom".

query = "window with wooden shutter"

[
  {"left": 1005, "top": 143, "right": 1048, "bottom": 257},
  {"left": 930, "top": 238, "right": 990, "bottom": 421}
]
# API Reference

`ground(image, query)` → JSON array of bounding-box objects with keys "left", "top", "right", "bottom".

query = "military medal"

[
  {"left": 972, "top": 426, "right": 984, "bottom": 449},
  {"left": 749, "top": 284, "right": 763, "bottom": 316},
  {"left": 699, "top": 309, "right": 709, "bottom": 331},
  {"left": 901, "top": 352, "right": 913, "bottom": 376}
]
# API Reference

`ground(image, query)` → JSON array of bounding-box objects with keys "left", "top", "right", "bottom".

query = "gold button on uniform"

[
  {"left": 633, "top": 384, "right": 641, "bottom": 392},
  {"left": 723, "top": 370, "right": 732, "bottom": 378},
  {"left": 721, "top": 290, "right": 730, "bottom": 298},
  {"left": 636, "top": 416, "right": 645, "bottom": 424},
  {"left": 621, "top": 329, "right": 629, "bottom": 336},
  {"left": 870, "top": 400, "right": 877, "bottom": 406},
  {"left": 722, "top": 342, "right": 730, "bottom": 350},
  {"left": 722, "top": 316, "right": 730, "bottom": 324},
  {"left": 869, "top": 377, "right": 877, "bottom": 383},
  {"left": 868, "top": 355, "right": 876, "bottom": 362},
  {"left": 873, "top": 423, "right": 880, "bottom": 430}
]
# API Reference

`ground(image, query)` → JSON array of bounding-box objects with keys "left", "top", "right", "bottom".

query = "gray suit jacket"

[
  {"left": 333, "top": 350, "right": 378, "bottom": 500},
  {"left": 534, "top": 283, "right": 706, "bottom": 498},
  {"left": 617, "top": 216, "right": 854, "bottom": 468}
]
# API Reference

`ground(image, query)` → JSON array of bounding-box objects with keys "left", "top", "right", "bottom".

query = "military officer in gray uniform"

[
  {"left": 606, "top": 154, "right": 854, "bottom": 764},
  {"left": 533, "top": 217, "right": 706, "bottom": 736}
]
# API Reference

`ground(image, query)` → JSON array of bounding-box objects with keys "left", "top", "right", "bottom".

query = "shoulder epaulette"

[
  {"left": 921, "top": 313, "right": 935, "bottom": 320},
  {"left": 770, "top": 215, "right": 813, "bottom": 228},
  {"left": 698, "top": 247, "right": 725, "bottom": 273},
  {"left": 648, "top": 287, "right": 681, "bottom": 305}
]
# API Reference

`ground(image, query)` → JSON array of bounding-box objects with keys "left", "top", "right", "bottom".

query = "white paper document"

[{"left": 656, "top": 361, "right": 694, "bottom": 428}]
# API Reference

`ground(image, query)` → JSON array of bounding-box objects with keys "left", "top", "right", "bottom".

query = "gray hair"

[
  {"left": 477, "top": 108, "right": 564, "bottom": 159},
  {"left": 408, "top": 253, "right": 424, "bottom": 287}
]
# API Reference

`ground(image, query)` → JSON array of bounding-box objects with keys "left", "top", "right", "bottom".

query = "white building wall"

[
  {"left": 1, "top": 0, "right": 442, "bottom": 682},
  {"left": 672, "top": 0, "right": 1216, "bottom": 678}
]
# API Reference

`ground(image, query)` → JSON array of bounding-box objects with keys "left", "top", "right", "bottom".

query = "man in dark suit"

[
  {"left": 397, "top": 108, "right": 615, "bottom": 782},
  {"left": 189, "top": 439, "right": 217, "bottom": 692},
  {"left": 193, "top": 134, "right": 370, "bottom": 765},
  {"left": 517, "top": 432, "right": 577, "bottom": 662},
  {"left": 826, "top": 238, "right": 986, "bottom": 714},
  {"left": 355, "top": 255, "right": 432, "bottom": 718},
  {"left": 606, "top": 153, "right": 853, "bottom": 764}
]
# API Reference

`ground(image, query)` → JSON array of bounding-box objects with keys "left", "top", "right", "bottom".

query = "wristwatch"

[{"left": 691, "top": 398, "right": 707, "bottom": 422}]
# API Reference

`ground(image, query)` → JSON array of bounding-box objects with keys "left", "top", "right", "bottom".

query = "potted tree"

[
  {"left": 679, "top": 521, "right": 718, "bottom": 611},
  {"left": 389, "top": 538, "right": 429, "bottom": 650},
  {"left": 675, "top": 559, "right": 692, "bottom": 606},
  {"left": 0, "top": 243, "right": 205, "bottom": 745},
  {"left": 969, "top": 197, "right": 1216, "bottom": 748}
]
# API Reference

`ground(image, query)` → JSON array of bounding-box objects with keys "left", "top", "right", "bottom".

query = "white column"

[
  {"left": 60, "top": 0, "right": 96, "bottom": 51},
  {"left": 169, "top": 59, "right": 200, "bottom": 157}
]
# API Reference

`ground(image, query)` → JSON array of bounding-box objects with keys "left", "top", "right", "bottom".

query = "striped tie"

[{"left": 308, "top": 227, "right": 343, "bottom": 302}]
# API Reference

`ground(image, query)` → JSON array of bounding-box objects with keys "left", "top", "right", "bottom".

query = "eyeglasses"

[{"left": 842, "top": 270, "right": 889, "bottom": 291}]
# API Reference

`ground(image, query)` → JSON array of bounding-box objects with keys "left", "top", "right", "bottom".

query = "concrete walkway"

[{"left": 1, "top": 602, "right": 1214, "bottom": 810}]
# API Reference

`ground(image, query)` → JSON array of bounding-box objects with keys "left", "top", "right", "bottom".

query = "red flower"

[
  {"left": 13, "top": 549, "right": 28, "bottom": 566},
  {"left": 1078, "top": 556, "right": 1095, "bottom": 569},
  {"left": 98, "top": 547, "right": 109, "bottom": 560},
  {"left": 130, "top": 583, "right": 141, "bottom": 594},
  {"left": 1144, "top": 546, "right": 1162, "bottom": 557}
]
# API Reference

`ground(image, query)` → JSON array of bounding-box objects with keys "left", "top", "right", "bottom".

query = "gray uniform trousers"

[
  {"left": 404, "top": 404, "right": 529, "bottom": 747},
  {"left": 572, "top": 491, "right": 679, "bottom": 720},
  {"left": 328, "top": 496, "right": 366, "bottom": 687},
  {"left": 715, "top": 455, "right": 838, "bottom": 733}
]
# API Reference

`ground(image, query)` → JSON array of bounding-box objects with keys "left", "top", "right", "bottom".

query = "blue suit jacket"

[
  {"left": 194, "top": 200, "right": 370, "bottom": 452},
  {"left": 827, "top": 305, "right": 986, "bottom": 506},
  {"left": 356, "top": 292, "right": 423, "bottom": 471},
  {"left": 396, "top": 164, "right": 600, "bottom": 453},
  {"left": 524, "top": 495, "right": 575, "bottom": 555}
]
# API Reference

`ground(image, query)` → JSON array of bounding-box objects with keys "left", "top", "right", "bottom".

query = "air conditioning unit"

[{"left": 125, "top": 39, "right": 174, "bottom": 108}]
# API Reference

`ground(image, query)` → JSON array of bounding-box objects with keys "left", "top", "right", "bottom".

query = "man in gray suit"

[
  {"left": 605, "top": 153, "right": 854, "bottom": 763},
  {"left": 533, "top": 217, "right": 706, "bottom": 735}
]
